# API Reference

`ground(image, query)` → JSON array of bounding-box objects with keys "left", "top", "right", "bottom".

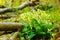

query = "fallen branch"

[
  {"left": 9, "top": 31, "right": 19, "bottom": 40},
  {"left": 0, "top": 22, "right": 23, "bottom": 31},
  {"left": 0, "top": 2, "right": 33, "bottom": 14},
  {"left": 0, "top": 14, "right": 17, "bottom": 19}
]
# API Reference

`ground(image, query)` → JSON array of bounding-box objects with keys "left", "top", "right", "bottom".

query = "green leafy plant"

[{"left": 18, "top": 18, "right": 56, "bottom": 40}]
